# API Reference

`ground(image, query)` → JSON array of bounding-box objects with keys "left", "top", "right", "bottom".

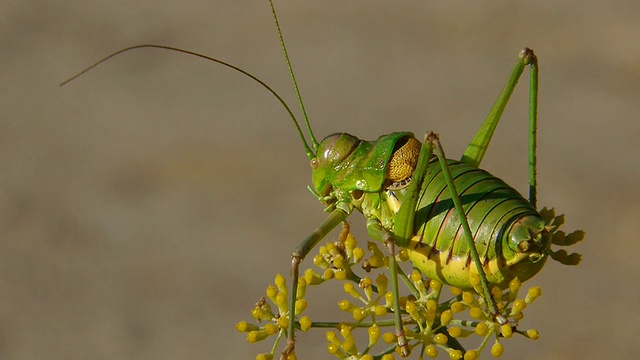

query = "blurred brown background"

[{"left": 2, "top": 0, "right": 638, "bottom": 359}]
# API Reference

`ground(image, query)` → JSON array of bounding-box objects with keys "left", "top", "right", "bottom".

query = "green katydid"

[
  {"left": 266, "top": 2, "right": 581, "bottom": 358},
  {"left": 61, "top": 1, "right": 583, "bottom": 358}
]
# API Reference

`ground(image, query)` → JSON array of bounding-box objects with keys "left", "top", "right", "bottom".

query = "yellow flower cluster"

[{"left": 237, "top": 209, "right": 581, "bottom": 359}]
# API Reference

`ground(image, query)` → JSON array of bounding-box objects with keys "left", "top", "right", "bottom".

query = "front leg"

[{"left": 281, "top": 208, "right": 348, "bottom": 359}]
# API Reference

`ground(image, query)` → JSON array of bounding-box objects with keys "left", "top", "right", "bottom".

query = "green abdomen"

[{"left": 408, "top": 160, "right": 544, "bottom": 288}]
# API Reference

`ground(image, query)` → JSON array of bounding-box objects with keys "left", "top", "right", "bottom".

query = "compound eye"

[
  {"left": 317, "top": 133, "right": 344, "bottom": 164},
  {"left": 310, "top": 158, "right": 319, "bottom": 169}
]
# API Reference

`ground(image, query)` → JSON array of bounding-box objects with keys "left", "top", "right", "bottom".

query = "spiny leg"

[
  {"left": 385, "top": 232, "right": 409, "bottom": 356},
  {"left": 281, "top": 208, "right": 348, "bottom": 359},
  {"left": 394, "top": 135, "right": 435, "bottom": 248},
  {"left": 429, "top": 132, "right": 502, "bottom": 321},
  {"left": 461, "top": 48, "right": 539, "bottom": 207}
]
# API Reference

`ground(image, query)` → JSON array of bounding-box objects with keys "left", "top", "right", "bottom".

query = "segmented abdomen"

[{"left": 412, "top": 159, "right": 539, "bottom": 268}]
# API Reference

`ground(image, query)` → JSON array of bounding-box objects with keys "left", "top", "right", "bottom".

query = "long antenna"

[
  {"left": 60, "top": 44, "right": 315, "bottom": 159},
  {"left": 269, "top": 0, "right": 319, "bottom": 151}
]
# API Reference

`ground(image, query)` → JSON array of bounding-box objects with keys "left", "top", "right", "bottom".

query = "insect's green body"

[{"left": 312, "top": 132, "right": 549, "bottom": 290}]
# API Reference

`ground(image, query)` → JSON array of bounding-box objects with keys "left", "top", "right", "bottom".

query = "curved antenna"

[
  {"left": 269, "top": 0, "right": 319, "bottom": 151},
  {"left": 60, "top": 44, "right": 316, "bottom": 159}
]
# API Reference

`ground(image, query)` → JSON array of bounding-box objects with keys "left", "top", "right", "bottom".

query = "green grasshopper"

[{"left": 62, "top": 1, "right": 582, "bottom": 358}]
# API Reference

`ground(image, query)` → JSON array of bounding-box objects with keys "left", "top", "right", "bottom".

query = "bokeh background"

[{"left": 2, "top": 0, "right": 639, "bottom": 359}]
